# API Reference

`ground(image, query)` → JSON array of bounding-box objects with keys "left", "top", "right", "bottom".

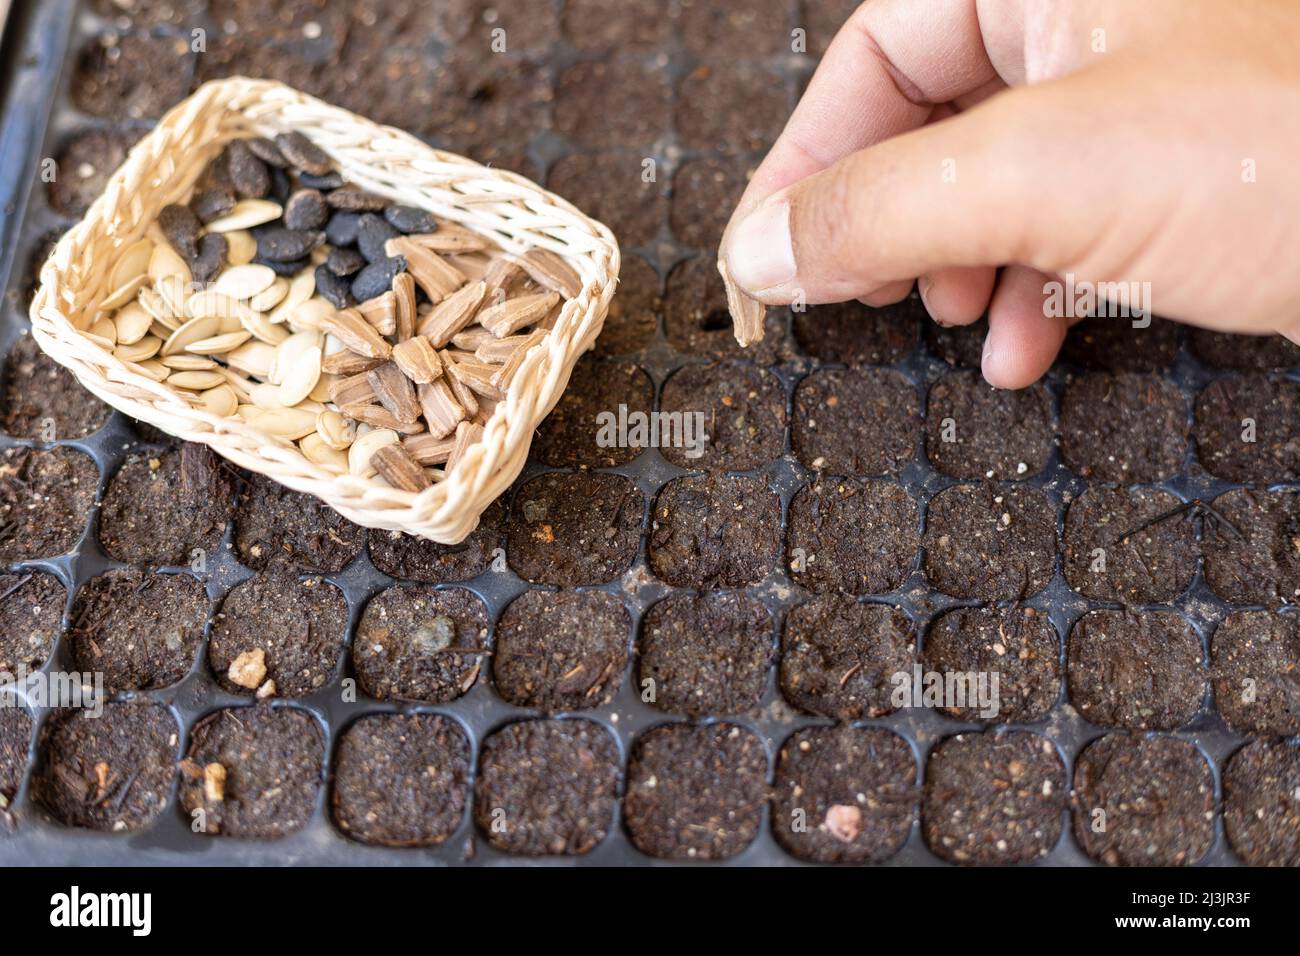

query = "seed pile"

[{"left": 93, "top": 132, "right": 582, "bottom": 492}]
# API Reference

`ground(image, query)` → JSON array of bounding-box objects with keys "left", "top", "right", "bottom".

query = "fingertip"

[
  {"left": 919, "top": 266, "right": 996, "bottom": 327},
  {"left": 981, "top": 266, "right": 1066, "bottom": 389}
]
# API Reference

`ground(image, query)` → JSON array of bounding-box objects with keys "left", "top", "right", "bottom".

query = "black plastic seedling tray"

[{"left": 0, "top": 0, "right": 1294, "bottom": 867}]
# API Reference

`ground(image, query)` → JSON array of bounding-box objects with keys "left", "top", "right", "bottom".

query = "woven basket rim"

[{"left": 29, "top": 77, "right": 621, "bottom": 543}]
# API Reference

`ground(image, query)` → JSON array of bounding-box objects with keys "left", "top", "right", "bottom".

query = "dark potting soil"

[
  {"left": 658, "top": 362, "right": 785, "bottom": 471},
  {"left": 493, "top": 589, "right": 629, "bottom": 710},
  {"left": 1189, "top": 329, "right": 1300, "bottom": 371},
  {"left": 208, "top": 572, "right": 347, "bottom": 698},
  {"left": 1, "top": 335, "right": 109, "bottom": 440},
  {"left": 72, "top": 31, "right": 193, "bottom": 121},
  {"left": 234, "top": 473, "right": 366, "bottom": 574},
  {"left": 663, "top": 255, "right": 788, "bottom": 364},
  {"left": 506, "top": 472, "right": 643, "bottom": 586},
  {"left": 555, "top": 59, "right": 671, "bottom": 149},
  {"left": 48, "top": 127, "right": 143, "bottom": 216},
  {"left": 1222, "top": 739, "right": 1300, "bottom": 866},
  {"left": 923, "top": 606, "right": 1060, "bottom": 724},
  {"left": 926, "top": 317, "right": 986, "bottom": 369},
  {"left": 922, "top": 482, "right": 1056, "bottom": 601},
  {"left": 624, "top": 721, "right": 767, "bottom": 861},
  {"left": 0, "top": 572, "right": 65, "bottom": 676},
  {"left": 648, "top": 473, "right": 781, "bottom": 588},
  {"left": 1062, "top": 485, "right": 1199, "bottom": 604},
  {"left": 0, "top": 447, "right": 97, "bottom": 562},
  {"left": 802, "top": 0, "right": 861, "bottom": 53},
  {"left": 1211, "top": 611, "right": 1300, "bottom": 737},
  {"left": 368, "top": 499, "right": 504, "bottom": 583},
  {"left": 1194, "top": 375, "right": 1300, "bottom": 482},
  {"left": 1060, "top": 315, "right": 1178, "bottom": 372},
  {"left": 925, "top": 371, "right": 1054, "bottom": 480},
  {"left": 69, "top": 569, "right": 208, "bottom": 692},
  {"left": 677, "top": 0, "right": 791, "bottom": 57},
  {"left": 594, "top": 254, "right": 658, "bottom": 357},
  {"left": 669, "top": 157, "right": 745, "bottom": 252},
  {"left": 771, "top": 726, "right": 917, "bottom": 864},
  {"left": 473, "top": 718, "right": 619, "bottom": 856},
  {"left": 179, "top": 704, "right": 324, "bottom": 839},
  {"left": 676, "top": 61, "right": 787, "bottom": 154},
  {"left": 922, "top": 731, "right": 1065, "bottom": 865},
  {"left": 1067, "top": 610, "right": 1206, "bottom": 731},
  {"left": 0, "top": 708, "right": 30, "bottom": 806},
  {"left": 779, "top": 596, "right": 914, "bottom": 720},
  {"left": 793, "top": 296, "right": 920, "bottom": 367},
  {"left": 547, "top": 152, "right": 666, "bottom": 248},
  {"left": 33, "top": 701, "right": 178, "bottom": 831},
  {"left": 1202, "top": 489, "right": 1300, "bottom": 606},
  {"left": 1071, "top": 734, "right": 1214, "bottom": 866},
  {"left": 98, "top": 443, "right": 235, "bottom": 567},
  {"left": 792, "top": 368, "right": 919, "bottom": 476},
  {"left": 638, "top": 591, "right": 772, "bottom": 717},
  {"left": 562, "top": 0, "right": 673, "bottom": 50},
  {"left": 531, "top": 359, "right": 653, "bottom": 468},
  {"left": 354, "top": 586, "right": 488, "bottom": 704},
  {"left": 332, "top": 713, "right": 471, "bottom": 848},
  {"left": 786, "top": 477, "right": 918, "bottom": 595},
  {"left": 1059, "top": 372, "right": 1188, "bottom": 482}
]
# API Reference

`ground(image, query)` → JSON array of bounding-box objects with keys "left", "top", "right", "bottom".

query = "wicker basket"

[{"left": 30, "top": 77, "right": 620, "bottom": 544}]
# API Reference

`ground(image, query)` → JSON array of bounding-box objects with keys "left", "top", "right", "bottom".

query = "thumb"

[{"left": 721, "top": 79, "right": 1110, "bottom": 306}]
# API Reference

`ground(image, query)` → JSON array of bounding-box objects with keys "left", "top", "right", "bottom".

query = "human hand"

[{"left": 718, "top": 0, "right": 1300, "bottom": 387}]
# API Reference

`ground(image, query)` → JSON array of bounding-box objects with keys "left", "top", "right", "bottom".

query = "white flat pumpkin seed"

[
  {"left": 278, "top": 346, "right": 322, "bottom": 407},
  {"left": 249, "top": 277, "right": 289, "bottom": 312},
  {"left": 214, "top": 264, "right": 277, "bottom": 300},
  {"left": 114, "top": 302, "right": 153, "bottom": 345},
  {"left": 101, "top": 274, "right": 150, "bottom": 311},
  {"left": 159, "top": 354, "right": 217, "bottom": 371},
  {"left": 148, "top": 243, "right": 191, "bottom": 284},
  {"left": 110, "top": 238, "right": 153, "bottom": 292},
  {"left": 288, "top": 296, "right": 335, "bottom": 332},
  {"left": 316, "top": 410, "right": 355, "bottom": 450},
  {"left": 225, "top": 230, "right": 257, "bottom": 266},
  {"left": 199, "top": 384, "right": 238, "bottom": 417},
  {"left": 133, "top": 359, "right": 169, "bottom": 382},
  {"left": 168, "top": 369, "right": 228, "bottom": 390},
  {"left": 225, "top": 340, "right": 276, "bottom": 378},
  {"left": 186, "top": 330, "right": 252, "bottom": 354},
  {"left": 270, "top": 331, "right": 323, "bottom": 384},
  {"left": 90, "top": 317, "right": 118, "bottom": 345},
  {"left": 268, "top": 270, "right": 316, "bottom": 324},
  {"left": 299, "top": 433, "right": 349, "bottom": 472},
  {"left": 154, "top": 274, "right": 189, "bottom": 318},
  {"left": 240, "top": 309, "right": 290, "bottom": 346},
  {"left": 308, "top": 373, "right": 334, "bottom": 404},
  {"left": 249, "top": 383, "right": 289, "bottom": 409},
  {"left": 162, "top": 315, "right": 222, "bottom": 356},
  {"left": 249, "top": 406, "right": 317, "bottom": 440},
  {"left": 204, "top": 200, "right": 282, "bottom": 233},
  {"left": 349, "top": 427, "right": 399, "bottom": 477},
  {"left": 114, "top": 335, "right": 162, "bottom": 363}
]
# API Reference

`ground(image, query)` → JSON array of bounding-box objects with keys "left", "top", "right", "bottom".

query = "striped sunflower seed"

[
  {"left": 391, "top": 336, "right": 443, "bottom": 384},
  {"left": 489, "top": 328, "right": 546, "bottom": 390},
  {"left": 370, "top": 442, "right": 432, "bottom": 492},
  {"left": 521, "top": 248, "right": 582, "bottom": 299},
  {"left": 366, "top": 362, "right": 421, "bottom": 424},
  {"left": 320, "top": 307, "right": 392, "bottom": 359},
  {"left": 446, "top": 420, "right": 484, "bottom": 472},
  {"left": 322, "top": 348, "right": 384, "bottom": 376},
  {"left": 349, "top": 427, "right": 400, "bottom": 477},
  {"left": 416, "top": 379, "right": 466, "bottom": 440},
  {"left": 387, "top": 236, "right": 466, "bottom": 302},
  {"left": 328, "top": 370, "right": 377, "bottom": 407},
  {"left": 340, "top": 402, "right": 425, "bottom": 435},
  {"left": 719, "top": 257, "right": 766, "bottom": 347},
  {"left": 356, "top": 290, "right": 397, "bottom": 336},
  {"left": 417, "top": 280, "right": 487, "bottom": 346},
  {"left": 402, "top": 432, "right": 456, "bottom": 466},
  {"left": 407, "top": 226, "right": 490, "bottom": 253},
  {"left": 477, "top": 291, "right": 559, "bottom": 337},
  {"left": 446, "top": 359, "right": 506, "bottom": 400},
  {"left": 393, "top": 271, "right": 416, "bottom": 341}
]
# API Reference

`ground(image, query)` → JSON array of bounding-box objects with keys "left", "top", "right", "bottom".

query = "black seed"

[
  {"left": 245, "top": 136, "right": 288, "bottom": 167},
  {"left": 383, "top": 204, "right": 438, "bottom": 234},
  {"left": 357, "top": 213, "right": 400, "bottom": 263},
  {"left": 254, "top": 255, "right": 311, "bottom": 277},
  {"left": 326, "top": 185, "right": 387, "bottom": 211},
  {"left": 315, "top": 264, "right": 355, "bottom": 309},
  {"left": 190, "top": 187, "right": 236, "bottom": 225},
  {"left": 225, "top": 140, "right": 270, "bottom": 199},
  {"left": 351, "top": 256, "right": 406, "bottom": 302},
  {"left": 325, "top": 211, "right": 362, "bottom": 247},
  {"left": 159, "top": 204, "right": 200, "bottom": 259},
  {"left": 190, "top": 233, "right": 227, "bottom": 285},
  {"left": 274, "top": 131, "right": 333, "bottom": 176},
  {"left": 283, "top": 189, "right": 328, "bottom": 231},
  {"left": 298, "top": 171, "right": 344, "bottom": 190},
  {"left": 326, "top": 247, "right": 366, "bottom": 277},
  {"left": 197, "top": 150, "right": 233, "bottom": 191},
  {"left": 257, "top": 227, "right": 325, "bottom": 262},
  {"left": 268, "top": 166, "right": 292, "bottom": 204}
]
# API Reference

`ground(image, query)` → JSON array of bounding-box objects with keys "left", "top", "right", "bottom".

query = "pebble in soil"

[
  {"left": 594, "top": 254, "right": 658, "bottom": 357},
  {"left": 493, "top": 590, "right": 628, "bottom": 711},
  {"left": 0, "top": 447, "right": 97, "bottom": 562},
  {"left": 33, "top": 701, "right": 178, "bottom": 832},
  {"left": 1067, "top": 610, "right": 1206, "bottom": 731},
  {"left": 676, "top": 61, "right": 788, "bottom": 154},
  {"left": 547, "top": 152, "right": 667, "bottom": 248},
  {"left": 624, "top": 722, "right": 768, "bottom": 861},
  {"left": 786, "top": 478, "right": 919, "bottom": 595},
  {"left": 792, "top": 368, "right": 919, "bottom": 476},
  {"left": 473, "top": 719, "right": 619, "bottom": 856},
  {"left": 69, "top": 570, "right": 208, "bottom": 693},
  {"left": 794, "top": 296, "right": 921, "bottom": 366},
  {"left": 353, "top": 586, "right": 488, "bottom": 704},
  {"left": 368, "top": 499, "right": 504, "bottom": 582},
  {"left": 648, "top": 474, "right": 781, "bottom": 589},
  {"left": 925, "top": 371, "right": 1054, "bottom": 480},
  {"left": 1059, "top": 372, "right": 1187, "bottom": 482},
  {"left": 923, "top": 606, "right": 1061, "bottom": 724},
  {"left": 179, "top": 704, "right": 324, "bottom": 839},
  {"left": 233, "top": 473, "right": 365, "bottom": 573},
  {"left": 208, "top": 572, "right": 347, "bottom": 698},
  {"left": 0, "top": 708, "right": 30, "bottom": 807},
  {"left": 1202, "top": 489, "right": 1300, "bottom": 606},
  {"left": 72, "top": 31, "right": 193, "bottom": 120},
  {"left": 658, "top": 362, "right": 785, "bottom": 470},
  {"left": 506, "top": 472, "right": 643, "bottom": 586},
  {"left": 771, "top": 726, "right": 918, "bottom": 864},
  {"left": 1189, "top": 329, "right": 1300, "bottom": 371},
  {"left": 1062, "top": 485, "right": 1199, "bottom": 604},
  {"left": 670, "top": 158, "right": 746, "bottom": 251},
  {"left": 1060, "top": 315, "right": 1179, "bottom": 372},
  {"left": 663, "top": 255, "right": 788, "bottom": 364},
  {"left": 922, "top": 731, "right": 1066, "bottom": 865},
  {"left": 780, "top": 596, "right": 915, "bottom": 720},
  {"left": 0, "top": 572, "right": 65, "bottom": 676},
  {"left": 98, "top": 443, "right": 236, "bottom": 567},
  {"left": 638, "top": 591, "right": 772, "bottom": 717},
  {"left": 332, "top": 714, "right": 471, "bottom": 848},
  {"left": 1195, "top": 375, "right": 1300, "bottom": 481},
  {"left": 555, "top": 58, "right": 670, "bottom": 148},
  {"left": 1222, "top": 739, "right": 1300, "bottom": 866},
  {"left": 1071, "top": 734, "right": 1215, "bottom": 866},
  {"left": 1, "top": 335, "right": 109, "bottom": 439},
  {"left": 922, "top": 482, "right": 1057, "bottom": 601},
  {"left": 530, "top": 359, "right": 653, "bottom": 468},
  {"left": 1211, "top": 610, "right": 1300, "bottom": 737}
]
